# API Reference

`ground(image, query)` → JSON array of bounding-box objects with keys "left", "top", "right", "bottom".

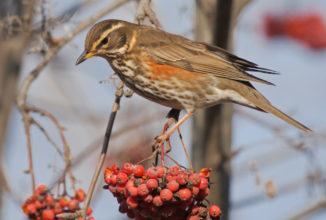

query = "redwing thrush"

[{"left": 76, "top": 19, "right": 311, "bottom": 141}]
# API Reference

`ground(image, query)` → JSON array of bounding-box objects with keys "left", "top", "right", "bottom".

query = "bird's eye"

[{"left": 101, "top": 38, "right": 108, "bottom": 45}]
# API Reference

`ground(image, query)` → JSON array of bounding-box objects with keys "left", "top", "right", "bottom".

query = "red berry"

[
  {"left": 160, "top": 188, "right": 173, "bottom": 201},
  {"left": 169, "top": 166, "right": 179, "bottom": 176},
  {"left": 122, "top": 162, "right": 133, "bottom": 175},
  {"left": 111, "top": 164, "right": 120, "bottom": 173},
  {"left": 146, "top": 179, "right": 158, "bottom": 190},
  {"left": 177, "top": 173, "right": 189, "bottom": 185},
  {"left": 35, "top": 184, "right": 48, "bottom": 195},
  {"left": 137, "top": 184, "right": 149, "bottom": 197},
  {"left": 144, "top": 194, "right": 153, "bottom": 203},
  {"left": 157, "top": 166, "right": 165, "bottom": 178},
  {"left": 189, "top": 173, "right": 201, "bottom": 186},
  {"left": 167, "top": 180, "right": 179, "bottom": 192},
  {"left": 187, "top": 215, "right": 200, "bottom": 220},
  {"left": 104, "top": 173, "right": 112, "bottom": 184},
  {"left": 116, "top": 185, "right": 127, "bottom": 196},
  {"left": 59, "top": 197, "right": 68, "bottom": 208},
  {"left": 197, "top": 188, "right": 210, "bottom": 201},
  {"left": 166, "top": 174, "right": 177, "bottom": 182},
  {"left": 126, "top": 196, "right": 138, "bottom": 209},
  {"left": 133, "top": 165, "right": 145, "bottom": 177},
  {"left": 117, "top": 172, "right": 128, "bottom": 185},
  {"left": 153, "top": 195, "right": 163, "bottom": 207},
  {"left": 110, "top": 174, "right": 117, "bottom": 185},
  {"left": 54, "top": 202, "right": 63, "bottom": 214},
  {"left": 109, "top": 185, "right": 117, "bottom": 194},
  {"left": 68, "top": 199, "right": 79, "bottom": 211},
  {"left": 191, "top": 186, "right": 200, "bottom": 196},
  {"left": 26, "top": 203, "right": 37, "bottom": 214},
  {"left": 127, "top": 185, "right": 138, "bottom": 197},
  {"left": 147, "top": 166, "right": 159, "bottom": 179},
  {"left": 45, "top": 194, "right": 54, "bottom": 206},
  {"left": 41, "top": 209, "right": 55, "bottom": 220},
  {"left": 209, "top": 205, "right": 221, "bottom": 218},
  {"left": 34, "top": 200, "right": 42, "bottom": 209},
  {"left": 179, "top": 188, "right": 192, "bottom": 201},
  {"left": 75, "top": 189, "right": 85, "bottom": 202},
  {"left": 199, "top": 177, "right": 208, "bottom": 190}
]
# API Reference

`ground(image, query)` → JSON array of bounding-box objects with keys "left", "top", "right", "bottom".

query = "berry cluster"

[
  {"left": 22, "top": 184, "right": 94, "bottom": 220},
  {"left": 264, "top": 13, "right": 326, "bottom": 49},
  {"left": 104, "top": 163, "right": 222, "bottom": 219}
]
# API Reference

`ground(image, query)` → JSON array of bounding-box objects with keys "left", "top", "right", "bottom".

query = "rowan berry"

[
  {"left": 189, "top": 173, "right": 201, "bottom": 186},
  {"left": 160, "top": 188, "right": 173, "bottom": 201},
  {"left": 126, "top": 196, "right": 138, "bottom": 209},
  {"left": 169, "top": 166, "right": 179, "bottom": 176},
  {"left": 177, "top": 172, "right": 189, "bottom": 185},
  {"left": 117, "top": 172, "right": 128, "bottom": 185},
  {"left": 126, "top": 185, "right": 138, "bottom": 197},
  {"left": 75, "top": 189, "right": 85, "bottom": 202},
  {"left": 137, "top": 184, "right": 149, "bottom": 197},
  {"left": 167, "top": 180, "right": 179, "bottom": 192},
  {"left": 209, "top": 205, "right": 221, "bottom": 218},
  {"left": 68, "top": 199, "right": 79, "bottom": 211},
  {"left": 122, "top": 162, "right": 133, "bottom": 175},
  {"left": 146, "top": 179, "right": 158, "bottom": 190},
  {"left": 199, "top": 177, "right": 208, "bottom": 190},
  {"left": 133, "top": 165, "right": 145, "bottom": 177},
  {"left": 179, "top": 188, "right": 192, "bottom": 201},
  {"left": 147, "top": 166, "right": 159, "bottom": 179},
  {"left": 41, "top": 209, "right": 55, "bottom": 220},
  {"left": 153, "top": 195, "right": 163, "bottom": 207}
]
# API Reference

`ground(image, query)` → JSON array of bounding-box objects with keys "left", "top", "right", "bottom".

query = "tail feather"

[{"left": 257, "top": 102, "right": 311, "bottom": 132}]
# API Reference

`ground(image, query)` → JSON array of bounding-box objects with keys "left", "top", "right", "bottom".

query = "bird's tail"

[{"left": 255, "top": 100, "right": 311, "bottom": 132}]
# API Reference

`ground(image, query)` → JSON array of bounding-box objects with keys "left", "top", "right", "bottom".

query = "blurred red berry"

[
  {"left": 110, "top": 174, "right": 117, "bottom": 185},
  {"left": 147, "top": 167, "right": 159, "bottom": 179},
  {"left": 169, "top": 166, "right": 179, "bottom": 176},
  {"left": 75, "top": 189, "right": 85, "bottom": 202},
  {"left": 35, "top": 184, "right": 48, "bottom": 195},
  {"left": 166, "top": 174, "right": 177, "bottom": 182},
  {"left": 199, "top": 177, "right": 208, "bottom": 190},
  {"left": 122, "top": 162, "right": 133, "bottom": 175},
  {"left": 209, "top": 205, "right": 221, "bottom": 218},
  {"left": 160, "top": 189, "right": 173, "bottom": 201},
  {"left": 167, "top": 180, "right": 179, "bottom": 192},
  {"left": 117, "top": 172, "right": 128, "bottom": 185},
  {"left": 189, "top": 173, "right": 201, "bottom": 186},
  {"left": 157, "top": 166, "right": 165, "bottom": 178},
  {"left": 143, "top": 194, "right": 153, "bottom": 203},
  {"left": 177, "top": 173, "right": 189, "bottom": 185},
  {"left": 137, "top": 184, "right": 150, "bottom": 197},
  {"left": 59, "top": 197, "right": 68, "bottom": 208},
  {"left": 53, "top": 202, "right": 63, "bottom": 214},
  {"left": 41, "top": 209, "right": 55, "bottom": 220},
  {"left": 133, "top": 165, "right": 145, "bottom": 177},
  {"left": 146, "top": 179, "right": 158, "bottom": 191},
  {"left": 45, "top": 194, "right": 54, "bottom": 206},
  {"left": 26, "top": 203, "right": 37, "bottom": 214},
  {"left": 179, "top": 188, "right": 192, "bottom": 201},
  {"left": 191, "top": 186, "right": 200, "bottom": 196},
  {"left": 104, "top": 173, "right": 112, "bottom": 184},
  {"left": 68, "top": 199, "right": 80, "bottom": 211},
  {"left": 126, "top": 196, "right": 138, "bottom": 209},
  {"left": 127, "top": 185, "right": 138, "bottom": 197},
  {"left": 153, "top": 195, "right": 163, "bottom": 207}
]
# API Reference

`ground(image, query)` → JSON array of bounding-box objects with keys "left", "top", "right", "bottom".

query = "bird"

[{"left": 76, "top": 19, "right": 311, "bottom": 144}]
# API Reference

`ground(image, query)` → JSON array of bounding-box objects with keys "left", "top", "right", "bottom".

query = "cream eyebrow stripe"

[
  {"left": 128, "top": 30, "right": 137, "bottom": 52},
  {"left": 91, "top": 23, "right": 123, "bottom": 51}
]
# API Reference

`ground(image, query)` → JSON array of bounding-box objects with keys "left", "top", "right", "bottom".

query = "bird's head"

[{"left": 76, "top": 19, "right": 134, "bottom": 65}]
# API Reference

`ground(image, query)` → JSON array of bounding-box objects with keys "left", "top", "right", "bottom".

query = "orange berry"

[
  {"left": 41, "top": 209, "right": 55, "bottom": 220},
  {"left": 75, "top": 189, "right": 85, "bottom": 202}
]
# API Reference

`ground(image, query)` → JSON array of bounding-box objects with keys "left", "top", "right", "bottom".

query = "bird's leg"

[
  {"left": 154, "top": 112, "right": 193, "bottom": 151},
  {"left": 163, "top": 109, "right": 181, "bottom": 153},
  {"left": 153, "top": 109, "right": 180, "bottom": 166}
]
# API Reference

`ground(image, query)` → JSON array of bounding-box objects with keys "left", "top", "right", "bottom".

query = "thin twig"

[
  {"left": 135, "top": 0, "right": 162, "bottom": 28},
  {"left": 59, "top": 81, "right": 124, "bottom": 220}
]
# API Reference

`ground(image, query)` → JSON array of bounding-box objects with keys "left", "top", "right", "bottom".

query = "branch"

[{"left": 135, "top": 0, "right": 162, "bottom": 28}]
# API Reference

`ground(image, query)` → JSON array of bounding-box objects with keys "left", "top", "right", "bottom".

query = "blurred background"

[{"left": 1, "top": 0, "right": 326, "bottom": 219}]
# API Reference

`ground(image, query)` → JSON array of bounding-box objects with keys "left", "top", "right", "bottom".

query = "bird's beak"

[{"left": 75, "top": 50, "right": 96, "bottom": 65}]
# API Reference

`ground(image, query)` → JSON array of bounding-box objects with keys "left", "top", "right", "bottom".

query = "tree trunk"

[{"left": 192, "top": 0, "right": 243, "bottom": 219}]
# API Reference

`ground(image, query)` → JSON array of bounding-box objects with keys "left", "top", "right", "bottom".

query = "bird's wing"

[{"left": 142, "top": 33, "right": 275, "bottom": 85}]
